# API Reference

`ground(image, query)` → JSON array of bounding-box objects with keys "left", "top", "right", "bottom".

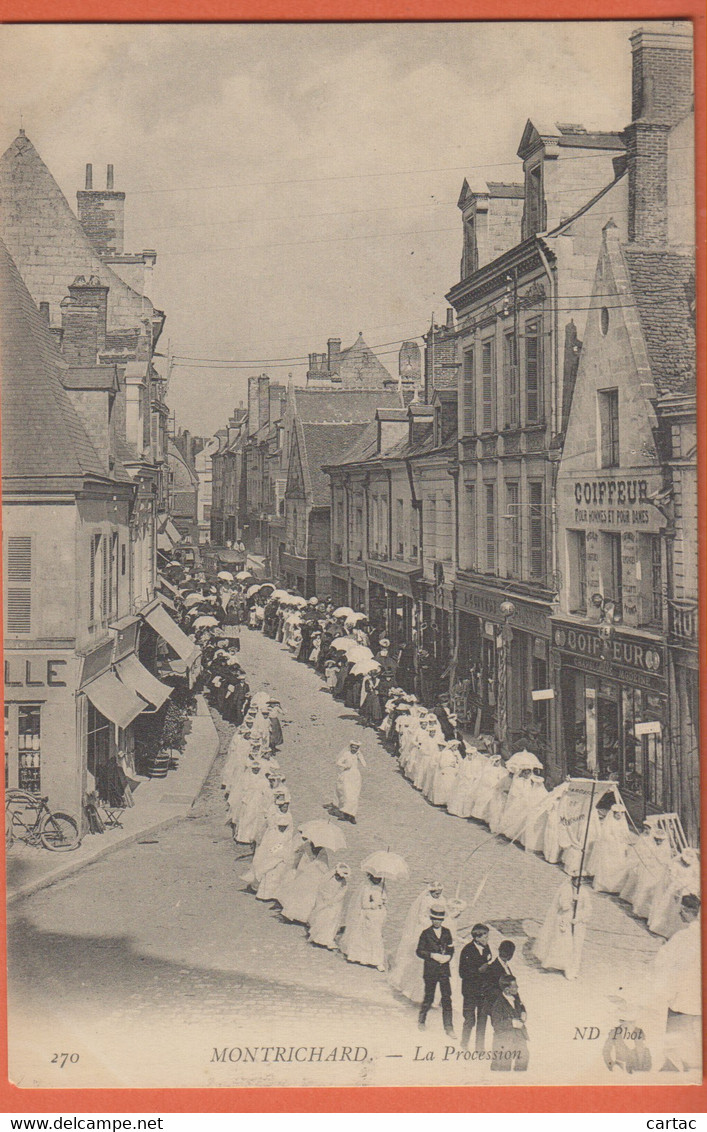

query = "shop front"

[
  {"left": 454, "top": 579, "right": 553, "bottom": 758},
  {"left": 4, "top": 647, "right": 81, "bottom": 818},
  {"left": 420, "top": 582, "right": 454, "bottom": 704},
  {"left": 551, "top": 618, "right": 668, "bottom": 823},
  {"left": 329, "top": 562, "right": 349, "bottom": 608},
  {"left": 280, "top": 550, "right": 316, "bottom": 598},
  {"left": 367, "top": 561, "right": 422, "bottom": 692}
]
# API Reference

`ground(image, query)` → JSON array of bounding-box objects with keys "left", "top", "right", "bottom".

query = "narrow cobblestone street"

[{"left": 8, "top": 628, "right": 668, "bottom": 1089}]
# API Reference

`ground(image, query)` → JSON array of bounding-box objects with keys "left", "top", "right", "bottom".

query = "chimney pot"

[
  {"left": 38, "top": 301, "right": 50, "bottom": 324},
  {"left": 446, "top": 307, "right": 454, "bottom": 329},
  {"left": 107, "top": 164, "right": 114, "bottom": 190},
  {"left": 85, "top": 163, "right": 93, "bottom": 190}
]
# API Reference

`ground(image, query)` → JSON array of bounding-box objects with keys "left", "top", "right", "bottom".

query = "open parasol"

[
  {"left": 333, "top": 606, "right": 354, "bottom": 619},
  {"left": 330, "top": 636, "right": 358, "bottom": 653},
  {"left": 236, "top": 570, "right": 253, "bottom": 581},
  {"left": 184, "top": 593, "right": 204, "bottom": 608},
  {"left": 506, "top": 749, "right": 543, "bottom": 773},
  {"left": 217, "top": 570, "right": 234, "bottom": 582},
  {"left": 347, "top": 644, "right": 374, "bottom": 662},
  {"left": 246, "top": 583, "right": 263, "bottom": 598},
  {"left": 360, "top": 850, "right": 409, "bottom": 881},
  {"left": 344, "top": 611, "right": 367, "bottom": 628},
  {"left": 351, "top": 659, "right": 381, "bottom": 677},
  {"left": 299, "top": 819, "right": 347, "bottom": 852},
  {"left": 193, "top": 614, "right": 220, "bottom": 628}
]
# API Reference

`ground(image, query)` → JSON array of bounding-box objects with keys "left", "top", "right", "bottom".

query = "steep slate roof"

[
  {"left": 0, "top": 132, "right": 156, "bottom": 331},
  {"left": 336, "top": 332, "right": 395, "bottom": 386},
  {"left": 623, "top": 246, "right": 696, "bottom": 395},
  {"left": 63, "top": 365, "right": 120, "bottom": 392},
  {"left": 0, "top": 238, "right": 107, "bottom": 482},
  {"left": 293, "top": 387, "right": 403, "bottom": 424},
  {"left": 298, "top": 421, "right": 369, "bottom": 505}
]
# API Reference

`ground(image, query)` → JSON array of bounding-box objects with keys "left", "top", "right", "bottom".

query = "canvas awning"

[
  {"left": 82, "top": 670, "right": 148, "bottom": 730},
  {"left": 141, "top": 602, "right": 201, "bottom": 684},
  {"left": 157, "top": 573, "right": 180, "bottom": 596},
  {"left": 115, "top": 653, "right": 172, "bottom": 712}
]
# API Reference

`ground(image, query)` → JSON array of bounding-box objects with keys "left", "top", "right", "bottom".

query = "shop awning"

[
  {"left": 82, "top": 670, "right": 148, "bottom": 730},
  {"left": 142, "top": 602, "right": 201, "bottom": 682},
  {"left": 115, "top": 654, "right": 172, "bottom": 712},
  {"left": 157, "top": 573, "right": 180, "bottom": 596}
]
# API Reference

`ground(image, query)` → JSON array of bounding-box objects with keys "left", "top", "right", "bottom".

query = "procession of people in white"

[{"left": 164, "top": 562, "right": 702, "bottom": 1072}]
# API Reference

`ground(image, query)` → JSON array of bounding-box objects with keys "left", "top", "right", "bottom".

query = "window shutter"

[
  {"left": 525, "top": 323, "right": 541, "bottom": 422},
  {"left": 6, "top": 536, "right": 32, "bottom": 633},
  {"left": 462, "top": 348, "right": 475, "bottom": 435},
  {"left": 482, "top": 340, "right": 495, "bottom": 431},
  {"left": 102, "top": 536, "right": 109, "bottom": 618},
  {"left": 529, "top": 482, "right": 544, "bottom": 579}
]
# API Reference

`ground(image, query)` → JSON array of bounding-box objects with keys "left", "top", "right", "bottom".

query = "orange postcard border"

[{"left": 0, "top": 0, "right": 704, "bottom": 1114}]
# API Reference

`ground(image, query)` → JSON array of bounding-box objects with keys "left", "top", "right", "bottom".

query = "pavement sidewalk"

[{"left": 6, "top": 694, "right": 220, "bottom": 904}]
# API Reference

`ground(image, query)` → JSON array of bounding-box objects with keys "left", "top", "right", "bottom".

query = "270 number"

[{"left": 51, "top": 1053, "right": 79, "bottom": 1068}]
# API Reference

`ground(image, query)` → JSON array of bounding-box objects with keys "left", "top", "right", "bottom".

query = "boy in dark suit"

[
  {"left": 458, "top": 923, "right": 493, "bottom": 1051},
  {"left": 489, "top": 974, "right": 529, "bottom": 1071},
  {"left": 416, "top": 905, "right": 455, "bottom": 1037}
]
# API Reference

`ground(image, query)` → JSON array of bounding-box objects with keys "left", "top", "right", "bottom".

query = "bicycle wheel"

[
  {"left": 5, "top": 809, "right": 14, "bottom": 849},
  {"left": 39, "top": 811, "right": 80, "bottom": 851}
]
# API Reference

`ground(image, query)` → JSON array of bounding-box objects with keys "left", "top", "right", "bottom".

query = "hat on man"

[{"left": 429, "top": 905, "right": 446, "bottom": 921}]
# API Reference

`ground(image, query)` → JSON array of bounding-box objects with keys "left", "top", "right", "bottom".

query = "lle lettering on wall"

[{"left": 4, "top": 657, "right": 68, "bottom": 687}]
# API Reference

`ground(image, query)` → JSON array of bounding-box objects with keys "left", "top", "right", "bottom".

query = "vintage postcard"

[{"left": 0, "top": 18, "right": 701, "bottom": 1093}]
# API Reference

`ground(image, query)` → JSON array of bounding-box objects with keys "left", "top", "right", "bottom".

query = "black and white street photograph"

[{"left": 0, "top": 19, "right": 700, "bottom": 1089}]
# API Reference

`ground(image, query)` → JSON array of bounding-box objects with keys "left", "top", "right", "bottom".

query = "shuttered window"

[
  {"left": 462, "top": 348, "right": 476, "bottom": 435},
  {"left": 503, "top": 332, "right": 519, "bottom": 427},
  {"left": 506, "top": 482, "right": 521, "bottom": 577},
  {"left": 481, "top": 340, "right": 495, "bottom": 432},
  {"left": 89, "top": 534, "right": 102, "bottom": 623},
  {"left": 6, "top": 536, "right": 32, "bottom": 634},
  {"left": 485, "top": 484, "right": 496, "bottom": 573},
  {"left": 525, "top": 320, "right": 542, "bottom": 422},
  {"left": 529, "top": 481, "right": 544, "bottom": 580}
]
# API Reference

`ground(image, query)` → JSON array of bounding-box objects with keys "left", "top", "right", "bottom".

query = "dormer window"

[
  {"left": 525, "top": 162, "right": 545, "bottom": 238},
  {"left": 462, "top": 213, "right": 478, "bottom": 278}
]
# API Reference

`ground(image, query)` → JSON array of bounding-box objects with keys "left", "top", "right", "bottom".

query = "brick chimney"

[
  {"left": 77, "top": 163, "right": 126, "bottom": 256},
  {"left": 67, "top": 275, "right": 108, "bottom": 351},
  {"left": 623, "top": 24, "right": 693, "bottom": 244},
  {"left": 327, "top": 338, "right": 341, "bottom": 375},
  {"left": 60, "top": 296, "right": 99, "bottom": 364}
]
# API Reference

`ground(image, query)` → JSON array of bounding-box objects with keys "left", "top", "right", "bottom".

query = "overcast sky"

[{"left": 0, "top": 21, "right": 641, "bottom": 435}]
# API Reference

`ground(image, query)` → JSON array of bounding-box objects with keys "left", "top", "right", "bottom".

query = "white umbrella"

[
  {"left": 347, "top": 645, "right": 374, "bottom": 662},
  {"left": 193, "top": 615, "right": 219, "bottom": 628},
  {"left": 282, "top": 594, "right": 307, "bottom": 608},
  {"left": 344, "top": 611, "right": 367, "bottom": 628},
  {"left": 185, "top": 593, "right": 204, "bottom": 608},
  {"left": 351, "top": 659, "right": 381, "bottom": 677},
  {"left": 218, "top": 570, "right": 234, "bottom": 582},
  {"left": 259, "top": 582, "right": 276, "bottom": 593},
  {"left": 360, "top": 850, "right": 409, "bottom": 881},
  {"left": 271, "top": 589, "right": 290, "bottom": 601},
  {"left": 333, "top": 606, "right": 354, "bottom": 619},
  {"left": 236, "top": 570, "right": 253, "bottom": 581},
  {"left": 330, "top": 636, "right": 358, "bottom": 653},
  {"left": 299, "top": 820, "right": 347, "bottom": 851},
  {"left": 246, "top": 584, "right": 263, "bottom": 598}
]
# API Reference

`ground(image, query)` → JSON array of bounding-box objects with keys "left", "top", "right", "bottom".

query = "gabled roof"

[
  {"left": 517, "top": 119, "right": 625, "bottom": 160},
  {"left": 293, "top": 387, "right": 403, "bottom": 424},
  {"left": 0, "top": 132, "right": 155, "bottom": 331},
  {"left": 297, "top": 421, "right": 369, "bottom": 505},
  {"left": 0, "top": 238, "right": 108, "bottom": 482},
  {"left": 335, "top": 332, "right": 394, "bottom": 387},
  {"left": 623, "top": 245, "right": 696, "bottom": 396}
]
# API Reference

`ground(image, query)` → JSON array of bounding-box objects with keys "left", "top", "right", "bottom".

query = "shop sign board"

[
  {"left": 558, "top": 471, "right": 665, "bottom": 533},
  {"left": 366, "top": 562, "right": 421, "bottom": 598},
  {"left": 551, "top": 620, "right": 667, "bottom": 691},
  {"left": 456, "top": 582, "right": 550, "bottom": 635}
]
